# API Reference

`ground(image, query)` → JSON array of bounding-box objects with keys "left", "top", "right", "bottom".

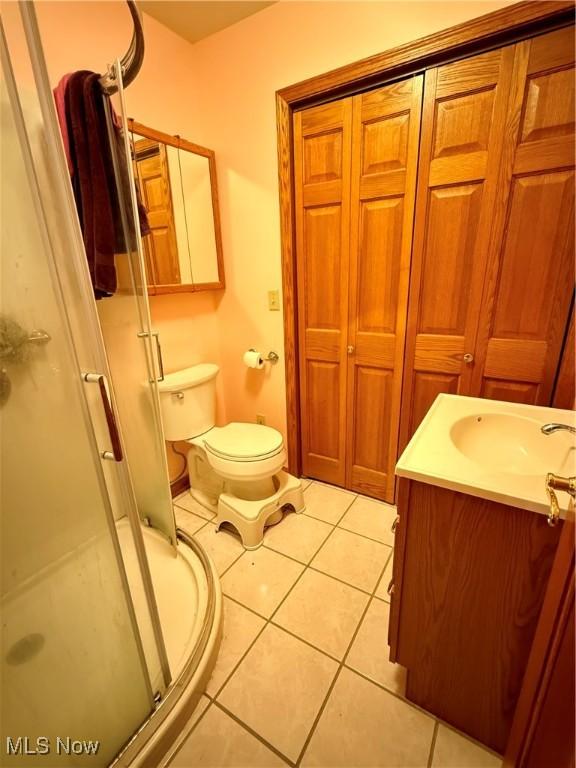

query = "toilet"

[{"left": 158, "top": 363, "right": 304, "bottom": 549}]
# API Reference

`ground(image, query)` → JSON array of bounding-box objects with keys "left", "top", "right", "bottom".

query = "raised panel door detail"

[
  {"left": 433, "top": 88, "right": 495, "bottom": 159},
  {"left": 303, "top": 130, "right": 343, "bottom": 184},
  {"left": 348, "top": 74, "right": 424, "bottom": 501},
  {"left": 411, "top": 372, "right": 459, "bottom": 435},
  {"left": 472, "top": 30, "right": 575, "bottom": 406},
  {"left": 481, "top": 379, "right": 539, "bottom": 404},
  {"left": 418, "top": 184, "right": 483, "bottom": 335},
  {"left": 294, "top": 98, "right": 352, "bottom": 488},
  {"left": 307, "top": 360, "right": 341, "bottom": 460},
  {"left": 492, "top": 171, "right": 574, "bottom": 339},
  {"left": 304, "top": 205, "right": 342, "bottom": 330},
  {"left": 400, "top": 45, "right": 519, "bottom": 454},
  {"left": 357, "top": 197, "right": 403, "bottom": 334},
  {"left": 361, "top": 112, "right": 409, "bottom": 175},
  {"left": 521, "top": 69, "right": 576, "bottom": 144},
  {"left": 352, "top": 367, "right": 392, "bottom": 472}
]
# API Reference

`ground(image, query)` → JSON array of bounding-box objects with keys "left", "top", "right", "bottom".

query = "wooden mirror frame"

[{"left": 128, "top": 119, "right": 225, "bottom": 294}]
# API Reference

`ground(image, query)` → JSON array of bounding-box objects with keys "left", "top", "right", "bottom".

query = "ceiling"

[{"left": 140, "top": 1, "right": 277, "bottom": 44}]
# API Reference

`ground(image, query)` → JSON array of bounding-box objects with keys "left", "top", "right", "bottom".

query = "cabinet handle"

[
  {"left": 387, "top": 579, "right": 395, "bottom": 596},
  {"left": 391, "top": 516, "right": 399, "bottom": 534},
  {"left": 347, "top": 345, "right": 355, "bottom": 355},
  {"left": 463, "top": 353, "right": 474, "bottom": 363}
]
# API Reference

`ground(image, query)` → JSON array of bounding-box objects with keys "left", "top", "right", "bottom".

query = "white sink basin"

[
  {"left": 396, "top": 394, "right": 576, "bottom": 517},
  {"left": 450, "top": 413, "right": 572, "bottom": 476}
]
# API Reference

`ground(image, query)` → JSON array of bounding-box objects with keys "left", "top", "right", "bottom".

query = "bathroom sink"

[
  {"left": 396, "top": 394, "right": 576, "bottom": 517},
  {"left": 450, "top": 413, "right": 573, "bottom": 476}
]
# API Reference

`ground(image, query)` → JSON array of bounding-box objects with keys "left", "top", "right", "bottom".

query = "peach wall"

[
  {"left": 4, "top": 0, "right": 515, "bottom": 471},
  {"left": 1, "top": 0, "right": 223, "bottom": 480},
  {"left": 1, "top": 1, "right": 220, "bottom": 357},
  {"left": 180, "top": 0, "right": 513, "bottom": 453}
]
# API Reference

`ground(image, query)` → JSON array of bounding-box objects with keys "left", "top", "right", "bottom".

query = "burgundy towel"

[
  {"left": 53, "top": 73, "right": 74, "bottom": 175},
  {"left": 66, "top": 71, "right": 117, "bottom": 297}
]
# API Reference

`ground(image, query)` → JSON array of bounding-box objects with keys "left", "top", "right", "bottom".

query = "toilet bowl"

[{"left": 158, "top": 364, "right": 304, "bottom": 549}]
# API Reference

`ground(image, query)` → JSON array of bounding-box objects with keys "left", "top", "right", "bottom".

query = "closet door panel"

[
  {"left": 418, "top": 184, "right": 483, "bottom": 336},
  {"left": 412, "top": 373, "right": 459, "bottom": 433},
  {"left": 401, "top": 47, "right": 516, "bottom": 445},
  {"left": 306, "top": 361, "right": 341, "bottom": 461},
  {"left": 347, "top": 75, "right": 423, "bottom": 501},
  {"left": 472, "top": 27, "right": 575, "bottom": 404},
  {"left": 295, "top": 100, "right": 352, "bottom": 486},
  {"left": 481, "top": 379, "right": 539, "bottom": 404},
  {"left": 353, "top": 367, "right": 393, "bottom": 478}
]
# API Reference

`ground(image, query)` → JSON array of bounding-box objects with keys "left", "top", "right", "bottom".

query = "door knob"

[
  {"left": 347, "top": 345, "right": 355, "bottom": 355},
  {"left": 463, "top": 353, "right": 474, "bottom": 363}
]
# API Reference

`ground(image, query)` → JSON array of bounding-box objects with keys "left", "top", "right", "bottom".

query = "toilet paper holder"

[{"left": 250, "top": 348, "right": 279, "bottom": 365}]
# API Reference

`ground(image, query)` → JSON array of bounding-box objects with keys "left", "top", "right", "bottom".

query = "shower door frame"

[{"left": 16, "top": 0, "right": 172, "bottom": 690}]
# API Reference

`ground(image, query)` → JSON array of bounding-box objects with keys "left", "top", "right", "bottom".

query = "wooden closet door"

[
  {"left": 471, "top": 27, "right": 575, "bottom": 404},
  {"left": 135, "top": 142, "right": 181, "bottom": 286},
  {"left": 400, "top": 47, "right": 517, "bottom": 444},
  {"left": 346, "top": 76, "right": 423, "bottom": 502},
  {"left": 294, "top": 100, "right": 352, "bottom": 486}
]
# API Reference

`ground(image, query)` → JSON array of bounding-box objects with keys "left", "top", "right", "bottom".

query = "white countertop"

[{"left": 396, "top": 394, "right": 576, "bottom": 517}]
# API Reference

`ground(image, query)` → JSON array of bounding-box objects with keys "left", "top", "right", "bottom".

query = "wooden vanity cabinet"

[{"left": 388, "top": 478, "right": 562, "bottom": 753}]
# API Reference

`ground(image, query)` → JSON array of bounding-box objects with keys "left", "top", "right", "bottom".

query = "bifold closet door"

[
  {"left": 471, "top": 27, "right": 575, "bottom": 404},
  {"left": 346, "top": 77, "right": 423, "bottom": 501},
  {"left": 294, "top": 100, "right": 352, "bottom": 486},
  {"left": 400, "top": 46, "right": 517, "bottom": 444}
]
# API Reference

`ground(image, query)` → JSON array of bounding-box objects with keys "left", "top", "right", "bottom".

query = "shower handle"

[
  {"left": 83, "top": 373, "right": 123, "bottom": 461},
  {"left": 137, "top": 330, "right": 164, "bottom": 382}
]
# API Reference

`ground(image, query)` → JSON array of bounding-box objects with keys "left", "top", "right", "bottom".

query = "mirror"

[{"left": 128, "top": 120, "right": 224, "bottom": 294}]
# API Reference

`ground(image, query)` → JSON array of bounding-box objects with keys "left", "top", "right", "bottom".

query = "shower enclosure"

[{"left": 0, "top": 4, "right": 221, "bottom": 766}]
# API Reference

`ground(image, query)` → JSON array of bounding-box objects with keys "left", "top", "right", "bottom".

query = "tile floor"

[{"left": 169, "top": 480, "right": 502, "bottom": 768}]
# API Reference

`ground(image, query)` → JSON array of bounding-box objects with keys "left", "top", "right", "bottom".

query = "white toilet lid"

[{"left": 203, "top": 422, "right": 284, "bottom": 461}]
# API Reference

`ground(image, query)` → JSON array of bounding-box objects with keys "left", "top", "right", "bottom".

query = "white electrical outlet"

[{"left": 256, "top": 414, "right": 266, "bottom": 425}]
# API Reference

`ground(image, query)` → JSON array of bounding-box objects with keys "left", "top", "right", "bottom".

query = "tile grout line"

[
  {"left": 164, "top": 696, "right": 213, "bottom": 766},
  {"left": 213, "top": 700, "right": 298, "bottom": 767},
  {"left": 209, "top": 499, "right": 394, "bottom": 764},
  {"left": 200, "top": 510, "right": 370, "bottom": 765},
  {"left": 427, "top": 721, "right": 440, "bottom": 768},
  {"left": 176, "top": 482, "right": 399, "bottom": 765},
  {"left": 294, "top": 535, "right": 392, "bottom": 767},
  {"left": 179, "top": 488, "right": 396, "bottom": 559},
  {"left": 178, "top": 483, "right": 494, "bottom": 766}
]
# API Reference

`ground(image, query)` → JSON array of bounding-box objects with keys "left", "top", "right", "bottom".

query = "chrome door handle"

[
  {"left": 152, "top": 331, "right": 164, "bottom": 382},
  {"left": 138, "top": 330, "right": 164, "bottom": 382},
  {"left": 83, "top": 373, "right": 123, "bottom": 461},
  {"left": 463, "top": 353, "right": 474, "bottom": 363}
]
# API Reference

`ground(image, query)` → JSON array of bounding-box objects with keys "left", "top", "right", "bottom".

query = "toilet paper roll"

[{"left": 243, "top": 349, "right": 264, "bottom": 369}]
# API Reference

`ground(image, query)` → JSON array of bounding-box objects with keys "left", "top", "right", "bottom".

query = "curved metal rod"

[{"left": 99, "top": 0, "right": 144, "bottom": 95}]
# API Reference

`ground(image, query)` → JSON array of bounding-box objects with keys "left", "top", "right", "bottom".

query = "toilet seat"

[{"left": 203, "top": 423, "right": 284, "bottom": 463}]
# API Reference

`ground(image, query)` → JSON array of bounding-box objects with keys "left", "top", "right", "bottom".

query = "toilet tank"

[{"left": 157, "top": 364, "right": 219, "bottom": 442}]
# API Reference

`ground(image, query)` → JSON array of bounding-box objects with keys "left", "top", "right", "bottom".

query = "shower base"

[{"left": 113, "top": 520, "right": 222, "bottom": 767}]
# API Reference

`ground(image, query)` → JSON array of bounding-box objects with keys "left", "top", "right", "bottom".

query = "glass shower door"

[
  {"left": 0, "top": 25, "right": 154, "bottom": 767},
  {"left": 95, "top": 60, "right": 177, "bottom": 548}
]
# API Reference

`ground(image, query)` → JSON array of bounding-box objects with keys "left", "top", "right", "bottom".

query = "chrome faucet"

[{"left": 541, "top": 423, "right": 576, "bottom": 435}]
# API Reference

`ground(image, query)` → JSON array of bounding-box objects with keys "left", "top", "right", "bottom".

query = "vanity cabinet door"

[
  {"left": 294, "top": 99, "right": 353, "bottom": 486},
  {"left": 471, "top": 27, "right": 575, "bottom": 405},
  {"left": 391, "top": 480, "right": 561, "bottom": 753},
  {"left": 400, "top": 46, "right": 518, "bottom": 445}
]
